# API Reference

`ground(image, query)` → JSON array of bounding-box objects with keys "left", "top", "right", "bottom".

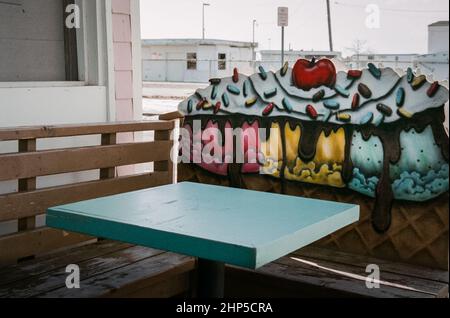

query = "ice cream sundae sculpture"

[{"left": 178, "top": 58, "right": 449, "bottom": 233}]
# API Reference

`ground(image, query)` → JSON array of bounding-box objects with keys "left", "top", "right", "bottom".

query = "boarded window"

[
  {"left": 187, "top": 53, "right": 197, "bottom": 70},
  {"left": 0, "top": 0, "right": 78, "bottom": 82},
  {"left": 218, "top": 53, "right": 226, "bottom": 70}
]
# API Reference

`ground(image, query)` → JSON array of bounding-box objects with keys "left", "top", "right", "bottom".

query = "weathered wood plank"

[
  {"left": 0, "top": 172, "right": 170, "bottom": 222},
  {"left": 109, "top": 273, "right": 191, "bottom": 298},
  {"left": 0, "top": 141, "right": 172, "bottom": 181},
  {"left": 17, "top": 139, "right": 37, "bottom": 232},
  {"left": 262, "top": 255, "right": 448, "bottom": 298},
  {"left": 38, "top": 253, "right": 195, "bottom": 298},
  {"left": 154, "top": 130, "right": 173, "bottom": 182},
  {"left": 100, "top": 133, "right": 117, "bottom": 179},
  {"left": 0, "top": 240, "right": 132, "bottom": 286},
  {"left": 158, "top": 111, "right": 184, "bottom": 121},
  {"left": 0, "top": 228, "right": 93, "bottom": 266},
  {"left": 294, "top": 246, "right": 449, "bottom": 284},
  {"left": 0, "top": 121, "right": 175, "bottom": 141},
  {"left": 0, "top": 246, "right": 165, "bottom": 298},
  {"left": 255, "top": 262, "right": 432, "bottom": 298}
]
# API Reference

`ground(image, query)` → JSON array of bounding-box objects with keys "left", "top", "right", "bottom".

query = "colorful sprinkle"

[
  {"left": 358, "top": 83, "right": 372, "bottom": 99},
  {"left": 335, "top": 85, "right": 350, "bottom": 97},
  {"left": 262, "top": 103, "right": 275, "bottom": 116},
  {"left": 243, "top": 80, "right": 250, "bottom": 97},
  {"left": 336, "top": 113, "right": 351, "bottom": 122},
  {"left": 352, "top": 93, "right": 360, "bottom": 110},
  {"left": 187, "top": 100, "right": 193, "bottom": 113},
  {"left": 195, "top": 91, "right": 203, "bottom": 99},
  {"left": 396, "top": 87, "right": 405, "bottom": 107},
  {"left": 374, "top": 115, "right": 385, "bottom": 126},
  {"left": 222, "top": 93, "right": 230, "bottom": 107},
  {"left": 209, "top": 78, "right": 221, "bottom": 85},
  {"left": 232, "top": 68, "right": 239, "bottom": 83},
  {"left": 376, "top": 103, "right": 393, "bottom": 116},
  {"left": 360, "top": 112, "right": 374, "bottom": 125},
  {"left": 264, "top": 88, "right": 277, "bottom": 98},
  {"left": 281, "top": 62, "right": 289, "bottom": 77},
  {"left": 227, "top": 84, "right": 241, "bottom": 95},
  {"left": 323, "top": 100, "right": 340, "bottom": 110},
  {"left": 211, "top": 85, "right": 218, "bottom": 99},
  {"left": 427, "top": 81, "right": 440, "bottom": 97},
  {"left": 245, "top": 97, "right": 257, "bottom": 107},
  {"left": 196, "top": 98, "right": 205, "bottom": 110},
  {"left": 258, "top": 66, "right": 268, "bottom": 80},
  {"left": 368, "top": 63, "right": 381, "bottom": 79},
  {"left": 347, "top": 70, "right": 362, "bottom": 79},
  {"left": 202, "top": 100, "right": 213, "bottom": 110},
  {"left": 312, "top": 89, "right": 325, "bottom": 102},
  {"left": 411, "top": 75, "right": 426, "bottom": 90},
  {"left": 306, "top": 105, "right": 318, "bottom": 120},
  {"left": 397, "top": 108, "right": 413, "bottom": 118},
  {"left": 406, "top": 67, "right": 414, "bottom": 83},
  {"left": 282, "top": 98, "right": 293, "bottom": 113},
  {"left": 214, "top": 101, "right": 221, "bottom": 114}
]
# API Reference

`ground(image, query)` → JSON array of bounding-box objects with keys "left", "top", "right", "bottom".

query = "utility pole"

[
  {"left": 278, "top": 7, "right": 288, "bottom": 68},
  {"left": 252, "top": 19, "right": 257, "bottom": 63},
  {"left": 281, "top": 26, "right": 285, "bottom": 66},
  {"left": 326, "top": 0, "right": 334, "bottom": 52},
  {"left": 202, "top": 3, "right": 210, "bottom": 40}
]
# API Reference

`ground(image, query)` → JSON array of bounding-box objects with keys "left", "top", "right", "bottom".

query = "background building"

[
  {"left": 419, "top": 21, "right": 449, "bottom": 81},
  {"left": 344, "top": 53, "right": 419, "bottom": 71},
  {"left": 428, "top": 21, "right": 449, "bottom": 54},
  {"left": 259, "top": 50, "right": 342, "bottom": 71},
  {"left": 141, "top": 39, "right": 256, "bottom": 83}
]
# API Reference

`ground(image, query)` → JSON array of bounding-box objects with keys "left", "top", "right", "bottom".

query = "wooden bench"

[
  {"left": 0, "top": 118, "right": 195, "bottom": 298},
  {"left": 226, "top": 246, "right": 449, "bottom": 298}
]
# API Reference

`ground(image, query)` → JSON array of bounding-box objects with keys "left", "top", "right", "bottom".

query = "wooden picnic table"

[{"left": 47, "top": 182, "right": 359, "bottom": 297}]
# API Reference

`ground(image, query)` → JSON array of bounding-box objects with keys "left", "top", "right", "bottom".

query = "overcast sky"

[{"left": 140, "top": 0, "right": 449, "bottom": 56}]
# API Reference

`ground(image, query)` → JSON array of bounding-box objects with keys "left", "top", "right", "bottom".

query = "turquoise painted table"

[{"left": 47, "top": 182, "right": 359, "bottom": 297}]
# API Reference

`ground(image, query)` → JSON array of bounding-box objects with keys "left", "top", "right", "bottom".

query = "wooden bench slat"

[
  {"left": 0, "top": 228, "right": 93, "bottom": 266},
  {"left": 294, "top": 246, "right": 449, "bottom": 284},
  {"left": 0, "top": 141, "right": 172, "bottom": 181},
  {"left": 264, "top": 255, "right": 448, "bottom": 298},
  {"left": 0, "top": 121, "right": 175, "bottom": 141},
  {"left": 0, "top": 171, "right": 170, "bottom": 222},
  {"left": 118, "top": 273, "right": 190, "bottom": 298},
  {"left": 38, "top": 253, "right": 195, "bottom": 298},
  {"left": 17, "top": 139, "right": 37, "bottom": 232},
  {"left": 253, "top": 261, "right": 436, "bottom": 298},
  {"left": 0, "top": 245, "right": 165, "bottom": 298},
  {"left": 0, "top": 240, "right": 132, "bottom": 286}
]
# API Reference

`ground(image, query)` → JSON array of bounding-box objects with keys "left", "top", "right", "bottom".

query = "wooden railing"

[{"left": 0, "top": 117, "right": 181, "bottom": 266}]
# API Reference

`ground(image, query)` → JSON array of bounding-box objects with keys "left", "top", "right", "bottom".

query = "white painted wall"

[{"left": 142, "top": 43, "right": 254, "bottom": 83}]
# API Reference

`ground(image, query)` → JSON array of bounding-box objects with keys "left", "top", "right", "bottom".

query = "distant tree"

[{"left": 346, "top": 39, "right": 372, "bottom": 68}]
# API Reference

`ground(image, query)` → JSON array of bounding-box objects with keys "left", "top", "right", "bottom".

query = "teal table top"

[{"left": 47, "top": 182, "right": 359, "bottom": 269}]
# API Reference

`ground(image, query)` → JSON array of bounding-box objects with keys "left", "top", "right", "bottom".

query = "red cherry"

[{"left": 292, "top": 58, "right": 337, "bottom": 91}]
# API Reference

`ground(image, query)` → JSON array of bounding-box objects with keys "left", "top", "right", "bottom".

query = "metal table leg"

[{"left": 197, "top": 258, "right": 225, "bottom": 298}]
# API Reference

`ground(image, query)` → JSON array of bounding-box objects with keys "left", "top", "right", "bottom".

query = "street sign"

[{"left": 278, "top": 7, "right": 288, "bottom": 27}]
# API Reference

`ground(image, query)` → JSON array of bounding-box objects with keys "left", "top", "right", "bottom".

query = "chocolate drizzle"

[
  {"left": 298, "top": 121, "right": 325, "bottom": 162},
  {"left": 183, "top": 106, "right": 449, "bottom": 233}
]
